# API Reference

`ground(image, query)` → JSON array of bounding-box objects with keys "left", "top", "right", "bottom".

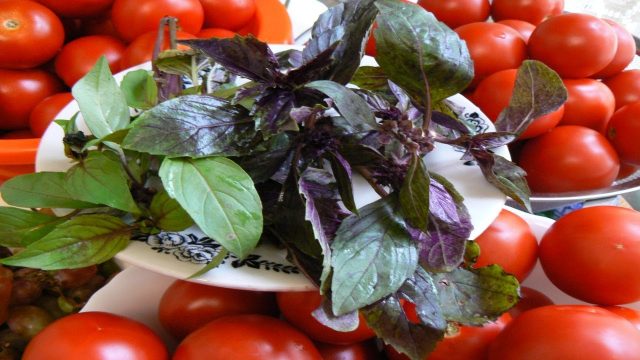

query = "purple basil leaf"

[
  {"left": 122, "top": 95, "right": 257, "bottom": 157},
  {"left": 428, "top": 175, "right": 462, "bottom": 226},
  {"left": 331, "top": 196, "right": 418, "bottom": 315},
  {"left": 399, "top": 267, "right": 447, "bottom": 331},
  {"left": 326, "top": 152, "right": 357, "bottom": 214},
  {"left": 302, "top": 0, "right": 378, "bottom": 84},
  {"left": 473, "top": 150, "right": 532, "bottom": 212},
  {"left": 362, "top": 294, "right": 443, "bottom": 360},
  {"left": 306, "top": 80, "right": 378, "bottom": 132},
  {"left": 389, "top": 81, "right": 411, "bottom": 112},
  {"left": 350, "top": 66, "right": 390, "bottom": 92},
  {"left": 410, "top": 223, "right": 466, "bottom": 272},
  {"left": 338, "top": 142, "right": 385, "bottom": 167},
  {"left": 234, "top": 133, "right": 293, "bottom": 183},
  {"left": 253, "top": 89, "right": 297, "bottom": 135},
  {"left": 275, "top": 49, "right": 303, "bottom": 69},
  {"left": 153, "top": 66, "right": 182, "bottom": 102},
  {"left": 430, "top": 111, "right": 471, "bottom": 135},
  {"left": 433, "top": 265, "right": 519, "bottom": 325},
  {"left": 399, "top": 154, "right": 430, "bottom": 232},
  {"left": 180, "top": 36, "right": 281, "bottom": 84},
  {"left": 286, "top": 43, "right": 339, "bottom": 86},
  {"left": 495, "top": 60, "right": 567, "bottom": 136},
  {"left": 312, "top": 296, "right": 360, "bottom": 332},
  {"left": 470, "top": 131, "right": 517, "bottom": 150}
]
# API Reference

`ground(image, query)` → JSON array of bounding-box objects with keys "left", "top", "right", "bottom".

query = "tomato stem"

[{"left": 2, "top": 19, "right": 19, "bottom": 30}]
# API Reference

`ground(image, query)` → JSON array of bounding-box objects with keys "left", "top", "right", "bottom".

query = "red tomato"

[
  {"left": 472, "top": 69, "right": 564, "bottom": 139},
  {"left": 111, "top": 0, "right": 204, "bottom": 43},
  {"left": 35, "top": 0, "right": 113, "bottom": 18},
  {"left": 473, "top": 209, "right": 538, "bottom": 282},
  {"left": 490, "top": 0, "right": 563, "bottom": 25},
  {"left": 0, "top": 266, "right": 13, "bottom": 325},
  {"left": 22, "top": 311, "right": 168, "bottom": 360},
  {"left": 236, "top": 0, "right": 293, "bottom": 44},
  {"left": 0, "top": 68, "right": 65, "bottom": 131},
  {"left": 528, "top": 13, "right": 618, "bottom": 78},
  {"left": 559, "top": 78, "right": 615, "bottom": 133},
  {"left": 365, "top": 23, "right": 378, "bottom": 57},
  {"left": 28, "top": 92, "right": 73, "bottom": 137},
  {"left": 197, "top": 27, "right": 236, "bottom": 39},
  {"left": 200, "top": 0, "right": 256, "bottom": 31},
  {"left": 592, "top": 19, "right": 637, "bottom": 79},
  {"left": 173, "top": 314, "right": 322, "bottom": 360},
  {"left": 540, "top": 206, "right": 640, "bottom": 305},
  {"left": 157, "top": 280, "right": 278, "bottom": 340},
  {"left": 54, "top": 35, "right": 126, "bottom": 87},
  {"left": 80, "top": 16, "right": 121, "bottom": 39},
  {"left": 120, "top": 30, "right": 196, "bottom": 70},
  {"left": 607, "top": 102, "right": 640, "bottom": 167},
  {"left": 602, "top": 306, "right": 640, "bottom": 332},
  {"left": 317, "top": 340, "right": 383, "bottom": 360},
  {"left": 277, "top": 290, "right": 376, "bottom": 345},
  {"left": 0, "top": 1, "right": 65, "bottom": 69},
  {"left": 496, "top": 20, "right": 535, "bottom": 43},
  {"left": 386, "top": 313, "right": 512, "bottom": 360},
  {"left": 454, "top": 22, "right": 527, "bottom": 87},
  {"left": 518, "top": 125, "right": 619, "bottom": 193},
  {"left": 604, "top": 69, "right": 640, "bottom": 110},
  {"left": 617, "top": 163, "right": 639, "bottom": 180},
  {"left": 417, "top": 0, "right": 490, "bottom": 29},
  {"left": 0, "top": 129, "right": 36, "bottom": 139},
  {"left": 508, "top": 287, "right": 554, "bottom": 318},
  {"left": 488, "top": 305, "right": 640, "bottom": 359}
]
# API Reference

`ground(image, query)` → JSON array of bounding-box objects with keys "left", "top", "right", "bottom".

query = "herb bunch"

[{"left": 0, "top": 0, "right": 566, "bottom": 358}]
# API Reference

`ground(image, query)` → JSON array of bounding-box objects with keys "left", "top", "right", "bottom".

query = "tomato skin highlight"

[{"left": 540, "top": 206, "right": 640, "bottom": 305}]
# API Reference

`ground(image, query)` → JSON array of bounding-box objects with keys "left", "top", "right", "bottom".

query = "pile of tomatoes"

[
  {"left": 0, "top": 0, "right": 257, "bottom": 138},
  {"left": 409, "top": 0, "right": 640, "bottom": 194}
]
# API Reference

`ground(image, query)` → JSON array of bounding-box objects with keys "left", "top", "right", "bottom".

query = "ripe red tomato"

[
  {"left": 120, "top": 30, "right": 196, "bottom": 70},
  {"left": 607, "top": 102, "right": 640, "bottom": 167},
  {"left": 0, "top": 68, "right": 65, "bottom": 131},
  {"left": 80, "top": 15, "right": 120, "bottom": 39},
  {"left": 0, "top": 0, "right": 65, "bottom": 69},
  {"left": 528, "top": 13, "right": 618, "bottom": 78},
  {"left": 200, "top": 0, "right": 256, "bottom": 31},
  {"left": 508, "top": 287, "right": 554, "bottom": 318},
  {"left": 317, "top": 340, "right": 383, "bottom": 360},
  {"left": 592, "top": 19, "right": 637, "bottom": 79},
  {"left": 559, "top": 78, "right": 615, "bottom": 133},
  {"left": 0, "top": 129, "right": 36, "bottom": 139},
  {"left": 35, "top": 0, "right": 113, "bottom": 18},
  {"left": 472, "top": 69, "right": 564, "bottom": 139},
  {"left": 540, "top": 206, "right": 640, "bottom": 305},
  {"left": 28, "top": 92, "right": 73, "bottom": 137},
  {"left": 488, "top": 305, "right": 640, "bottom": 359},
  {"left": 386, "top": 313, "right": 512, "bottom": 360},
  {"left": 157, "top": 280, "right": 278, "bottom": 340},
  {"left": 496, "top": 20, "right": 535, "bottom": 43},
  {"left": 491, "top": 0, "right": 563, "bottom": 25},
  {"left": 173, "top": 314, "right": 322, "bottom": 360},
  {"left": 604, "top": 69, "right": 640, "bottom": 110},
  {"left": 454, "top": 22, "right": 527, "bottom": 87},
  {"left": 111, "top": 0, "right": 204, "bottom": 43},
  {"left": 602, "top": 306, "right": 640, "bottom": 332},
  {"left": 197, "top": 27, "right": 236, "bottom": 39},
  {"left": 277, "top": 290, "right": 376, "bottom": 345},
  {"left": 617, "top": 162, "right": 639, "bottom": 180},
  {"left": 22, "top": 311, "right": 169, "bottom": 360},
  {"left": 518, "top": 125, "right": 620, "bottom": 193},
  {"left": 472, "top": 209, "right": 538, "bottom": 282},
  {"left": 417, "top": 0, "right": 490, "bottom": 29},
  {"left": 54, "top": 35, "right": 126, "bottom": 87}
]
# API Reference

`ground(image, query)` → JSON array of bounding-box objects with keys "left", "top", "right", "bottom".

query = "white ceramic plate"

[{"left": 35, "top": 7, "right": 508, "bottom": 291}]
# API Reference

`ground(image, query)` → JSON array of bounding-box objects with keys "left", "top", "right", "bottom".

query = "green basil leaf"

[
  {"left": 0, "top": 207, "right": 64, "bottom": 247},
  {"left": 374, "top": 0, "right": 473, "bottom": 103},
  {"left": 149, "top": 190, "right": 194, "bottom": 231},
  {"left": 71, "top": 56, "right": 130, "bottom": 138},
  {"left": 0, "top": 214, "right": 131, "bottom": 270},
  {"left": 350, "top": 66, "right": 390, "bottom": 92},
  {"left": 120, "top": 69, "right": 158, "bottom": 110},
  {"left": 399, "top": 154, "right": 430, "bottom": 232},
  {"left": 159, "top": 157, "right": 263, "bottom": 259},
  {"left": 474, "top": 151, "right": 531, "bottom": 212},
  {"left": 434, "top": 265, "right": 519, "bottom": 325},
  {"left": 65, "top": 152, "right": 140, "bottom": 214},
  {"left": 0, "top": 172, "right": 96, "bottom": 209},
  {"left": 331, "top": 196, "right": 418, "bottom": 315},
  {"left": 306, "top": 80, "right": 377, "bottom": 132}
]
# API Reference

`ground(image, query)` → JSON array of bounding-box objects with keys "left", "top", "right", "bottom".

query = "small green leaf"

[
  {"left": 475, "top": 151, "right": 531, "bottom": 212},
  {"left": 0, "top": 207, "right": 65, "bottom": 247},
  {"left": 0, "top": 214, "right": 132, "bottom": 270},
  {"left": 399, "top": 154, "right": 430, "bottom": 232},
  {"left": 159, "top": 157, "right": 263, "bottom": 259},
  {"left": 189, "top": 248, "right": 228, "bottom": 279},
  {"left": 307, "top": 80, "right": 377, "bottom": 132},
  {"left": 71, "top": 56, "right": 130, "bottom": 138},
  {"left": 65, "top": 152, "right": 140, "bottom": 214},
  {"left": 0, "top": 172, "right": 96, "bottom": 209},
  {"left": 331, "top": 196, "right": 418, "bottom": 315},
  {"left": 149, "top": 190, "right": 194, "bottom": 231},
  {"left": 374, "top": 0, "right": 473, "bottom": 103},
  {"left": 434, "top": 265, "right": 519, "bottom": 325},
  {"left": 120, "top": 69, "right": 158, "bottom": 110}
]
